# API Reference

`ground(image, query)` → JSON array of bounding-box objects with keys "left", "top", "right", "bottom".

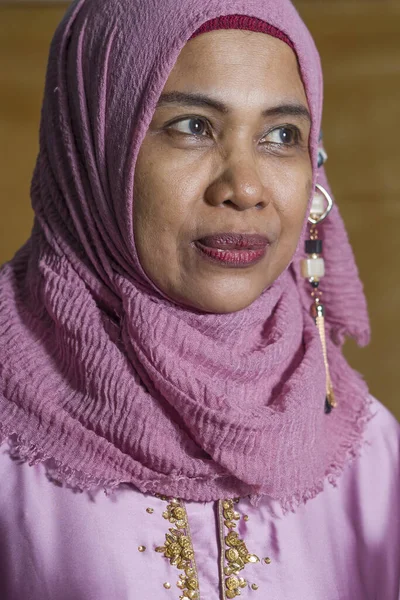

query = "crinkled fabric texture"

[{"left": 0, "top": 0, "right": 370, "bottom": 506}]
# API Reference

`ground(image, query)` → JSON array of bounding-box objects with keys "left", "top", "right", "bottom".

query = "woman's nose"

[{"left": 204, "top": 151, "right": 268, "bottom": 211}]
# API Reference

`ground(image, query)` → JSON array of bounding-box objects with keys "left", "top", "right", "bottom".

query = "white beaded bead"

[{"left": 301, "top": 257, "right": 325, "bottom": 278}]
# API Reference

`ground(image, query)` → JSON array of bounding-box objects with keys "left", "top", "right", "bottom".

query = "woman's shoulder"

[
  {"left": 335, "top": 395, "right": 400, "bottom": 512},
  {"left": 363, "top": 395, "right": 400, "bottom": 461}
]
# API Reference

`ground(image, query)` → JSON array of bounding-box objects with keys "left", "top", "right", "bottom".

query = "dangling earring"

[{"left": 301, "top": 183, "right": 336, "bottom": 414}]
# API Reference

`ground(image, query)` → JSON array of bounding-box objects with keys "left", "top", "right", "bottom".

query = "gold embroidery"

[
  {"left": 155, "top": 496, "right": 264, "bottom": 599},
  {"left": 155, "top": 498, "right": 200, "bottom": 600},
  {"left": 218, "top": 499, "right": 260, "bottom": 599}
]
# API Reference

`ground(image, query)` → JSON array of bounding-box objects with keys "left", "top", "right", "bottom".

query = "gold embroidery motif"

[
  {"left": 155, "top": 496, "right": 264, "bottom": 599},
  {"left": 218, "top": 499, "right": 260, "bottom": 599},
  {"left": 251, "top": 583, "right": 259, "bottom": 590},
  {"left": 155, "top": 498, "right": 200, "bottom": 600}
]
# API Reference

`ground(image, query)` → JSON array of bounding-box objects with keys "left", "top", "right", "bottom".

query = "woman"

[{"left": 0, "top": 0, "right": 398, "bottom": 598}]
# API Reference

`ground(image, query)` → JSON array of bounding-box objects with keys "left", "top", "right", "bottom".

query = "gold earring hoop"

[{"left": 308, "top": 184, "right": 334, "bottom": 225}]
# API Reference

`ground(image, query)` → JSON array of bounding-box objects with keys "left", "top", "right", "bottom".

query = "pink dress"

[{"left": 0, "top": 396, "right": 399, "bottom": 600}]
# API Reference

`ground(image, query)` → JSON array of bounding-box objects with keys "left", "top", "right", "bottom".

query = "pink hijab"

[{"left": 0, "top": 0, "right": 370, "bottom": 508}]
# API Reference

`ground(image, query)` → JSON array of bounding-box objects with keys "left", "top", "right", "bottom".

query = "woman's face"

[{"left": 133, "top": 30, "right": 312, "bottom": 313}]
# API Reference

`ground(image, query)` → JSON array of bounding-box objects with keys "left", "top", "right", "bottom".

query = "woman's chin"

[{"left": 170, "top": 281, "right": 266, "bottom": 314}]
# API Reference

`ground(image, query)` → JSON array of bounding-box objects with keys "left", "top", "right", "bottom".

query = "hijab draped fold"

[{"left": 0, "top": 0, "right": 371, "bottom": 507}]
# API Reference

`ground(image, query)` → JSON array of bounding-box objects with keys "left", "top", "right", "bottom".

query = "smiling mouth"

[{"left": 193, "top": 232, "right": 270, "bottom": 268}]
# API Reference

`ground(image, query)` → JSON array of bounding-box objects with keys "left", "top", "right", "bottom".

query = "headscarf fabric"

[{"left": 0, "top": 0, "right": 370, "bottom": 507}]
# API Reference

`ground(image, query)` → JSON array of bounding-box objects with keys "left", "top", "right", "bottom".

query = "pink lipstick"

[{"left": 193, "top": 233, "right": 269, "bottom": 268}]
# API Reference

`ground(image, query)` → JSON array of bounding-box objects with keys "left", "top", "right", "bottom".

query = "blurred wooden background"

[{"left": 0, "top": 2, "right": 399, "bottom": 419}]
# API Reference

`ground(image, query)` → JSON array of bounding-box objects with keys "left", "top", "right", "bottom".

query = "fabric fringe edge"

[{"left": 0, "top": 393, "right": 374, "bottom": 511}]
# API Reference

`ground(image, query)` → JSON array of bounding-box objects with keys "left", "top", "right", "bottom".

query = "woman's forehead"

[{"left": 158, "top": 30, "right": 309, "bottom": 114}]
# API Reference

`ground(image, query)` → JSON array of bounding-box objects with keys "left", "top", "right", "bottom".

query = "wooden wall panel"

[
  {"left": 0, "top": 3, "right": 399, "bottom": 418},
  {"left": 296, "top": 2, "right": 400, "bottom": 420}
]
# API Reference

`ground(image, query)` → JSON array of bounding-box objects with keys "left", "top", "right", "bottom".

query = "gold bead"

[
  {"left": 225, "top": 531, "right": 239, "bottom": 547},
  {"left": 264, "top": 557, "right": 271, "bottom": 564},
  {"left": 224, "top": 520, "right": 236, "bottom": 529},
  {"left": 187, "top": 578, "right": 198, "bottom": 590},
  {"left": 223, "top": 508, "right": 235, "bottom": 519},
  {"left": 146, "top": 507, "right": 154, "bottom": 514},
  {"left": 226, "top": 590, "right": 238, "bottom": 599},
  {"left": 226, "top": 575, "right": 240, "bottom": 591},
  {"left": 163, "top": 582, "right": 171, "bottom": 589},
  {"left": 168, "top": 528, "right": 179, "bottom": 538},
  {"left": 246, "top": 554, "right": 260, "bottom": 564},
  {"left": 137, "top": 545, "right": 146, "bottom": 552},
  {"left": 175, "top": 519, "right": 187, "bottom": 529},
  {"left": 179, "top": 536, "right": 190, "bottom": 548},
  {"left": 172, "top": 507, "right": 186, "bottom": 520},
  {"left": 226, "top": 548, "right": 239, "bottom": 562},
  {"left": 243, "top": 515, "right": 249, "bottom": 522},
  {"left": 168, "top": 542, "right": 182, "bottom": 557},
  {"left": 251, "top": 583, "right": 259, "bottom": 590},
  {"left": 182, "top": 547, "right": 194, "bottom": 560}
]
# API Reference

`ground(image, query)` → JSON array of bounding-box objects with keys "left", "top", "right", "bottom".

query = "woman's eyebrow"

[
  {"left": 262, "top": 104, "right": 311, "bottom": 123},
  {"left": 156, "top": 92, "right": 311, "bottom": 123},
  {"left": 157, "top": 92, "right": 228, "bottom": 113}
]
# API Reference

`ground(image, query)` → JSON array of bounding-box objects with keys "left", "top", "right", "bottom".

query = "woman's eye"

[
  {"left": 263, "top": 126, "right": 299, "bottom": 145},
  {"left": 170, "top": 118, "right": 209, "bottom": 136}
]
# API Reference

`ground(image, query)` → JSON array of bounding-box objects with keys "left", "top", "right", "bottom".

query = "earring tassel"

[{"left": 313, "top": 302, "right": 336, "bottom": 413}]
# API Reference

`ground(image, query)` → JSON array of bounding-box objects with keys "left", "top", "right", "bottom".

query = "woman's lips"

[{"left": 193, "top": 233, "right": 269, "bottom": 268}]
